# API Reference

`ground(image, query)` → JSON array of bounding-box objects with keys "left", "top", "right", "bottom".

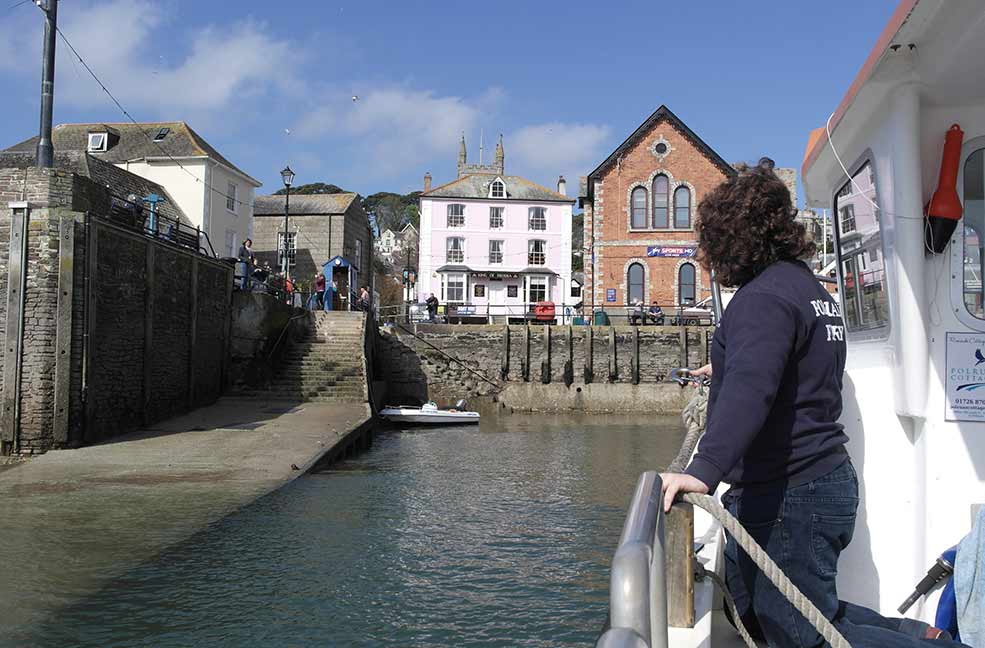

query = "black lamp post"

[{"left": 280, "top": 166, "right": 295, "bottom": 278}]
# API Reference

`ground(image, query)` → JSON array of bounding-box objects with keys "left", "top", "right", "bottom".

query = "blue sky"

[{"left": 0, "top": 0, "right": 898, "bottom": 200}]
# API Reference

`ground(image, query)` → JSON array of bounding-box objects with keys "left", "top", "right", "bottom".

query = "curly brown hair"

[{"left": 696, "top": 162, "right": 815, "bottom": 287}]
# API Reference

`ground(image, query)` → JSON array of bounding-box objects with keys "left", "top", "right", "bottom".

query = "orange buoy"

[{"left": 926, "top": 124, "right": 964, "bottom": 253}]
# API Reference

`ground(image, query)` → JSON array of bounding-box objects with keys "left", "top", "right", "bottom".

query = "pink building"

[{"left": 418, "top": 135, "right": 576, "bottom": 322}]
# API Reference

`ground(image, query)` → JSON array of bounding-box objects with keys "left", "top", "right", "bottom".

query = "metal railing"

[
  {"left": 376, "top": 302, "right": 713, "bottom": 327},
  {"left": 597, "top": 471, "right": 669, "bottom": 648},
  {"left": 105, "top": 198, "right": 216, "bottom": 257}
]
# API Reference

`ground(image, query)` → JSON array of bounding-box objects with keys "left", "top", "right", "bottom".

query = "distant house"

[
  {"left": 4, "top": 122, "right": 261, "bottom": 258},
  {"left": 419, "top": 135, "right": 576, "bottom": 320},
  {"left": 252, "top": 193, "right": 373, "bottom": 291},
  {"left": 376, "top": 222, "right": 420, "bottom": 264}
]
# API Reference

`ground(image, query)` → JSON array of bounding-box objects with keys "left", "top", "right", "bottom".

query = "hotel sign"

[{"left": 647, "top": 246, "right": 697, "bottom": 258}]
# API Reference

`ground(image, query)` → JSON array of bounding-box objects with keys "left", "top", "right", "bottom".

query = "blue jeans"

[{"left": 723, "top": 460, "right": 968, "bottom": 647}]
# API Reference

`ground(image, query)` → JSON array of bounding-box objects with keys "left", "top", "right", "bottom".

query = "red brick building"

[{"left": 580, "top": 105, "right": 736, "bottom": 312}]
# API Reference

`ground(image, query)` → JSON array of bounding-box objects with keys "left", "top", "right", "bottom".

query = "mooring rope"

[{"left": 675, "top": 387, "right": 852, "bottom": 648}]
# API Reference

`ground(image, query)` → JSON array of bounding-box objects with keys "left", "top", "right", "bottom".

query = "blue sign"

[
  {"left": 647, "top": 245, "right": 697, "bottom": 258},
  {"left": 606, "top": 288, "right": 617, "bottom": 302}
]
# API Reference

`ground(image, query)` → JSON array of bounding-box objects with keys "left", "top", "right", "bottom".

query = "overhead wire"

[{"left": 52, "top": 23, "right": 253, "bottom": 209}]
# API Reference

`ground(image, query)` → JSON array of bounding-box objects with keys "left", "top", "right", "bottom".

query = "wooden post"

[
  {"left": 700, "top": 328, "right": 709, "bottom": 367},
  {"left": 1, "top": 205, "right": 29, "bottom": 453},
  {"left": 53, "top": 212, "right": 75, "bottom": 444},
  {"left": 541, "top": 324, "right": 551, "bottom": 383},
  {"left": 632, "top": 326, "right": 640, "bottom": 385},
  {"left": 679, "top": 326, "right": 688, "bottom": 369},
  {"left": 187, "top": 257, "right": 199, "bottom": 409},
  {"left": 142, "top": 243, "right": 155, "bottom": 425},
  {"left": 584, "top": 326, "right": 594, "bottom": 383},
  {"left": 500, "top": 325, "right": 510, "bottom": 381},
  {"left": 522, "top": 324, "right": 530, "bottom": 382},
  {"left": 608, "top": 326, "right": 617, "bottom": 381},
  {"left": 563, "top": 325, "right": 573, "bottom": 387},
  {"left": 667, "top": 502, "right": 696, "bottom": 628}
]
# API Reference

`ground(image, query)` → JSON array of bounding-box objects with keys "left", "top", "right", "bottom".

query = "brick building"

[
  {"left": 580, "top": 105, "right": 736, "bottom": 312},
  {"left": 252, "top": 193, "right": 373, "bottom": 293}
]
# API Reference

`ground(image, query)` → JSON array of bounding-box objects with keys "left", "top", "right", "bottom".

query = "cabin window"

[
  {"left": 834, "top": 161, "right": 888, "bottom": 333},
  {"left": 963, "top": 148, "right": 985, "bottom": 319}
]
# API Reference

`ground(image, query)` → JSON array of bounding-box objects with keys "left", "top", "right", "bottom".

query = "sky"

[{"left": 0, "top": 0, "right": 900, "bottom": 201}]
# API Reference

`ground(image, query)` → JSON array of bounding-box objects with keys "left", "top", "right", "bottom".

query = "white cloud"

[
  {"left": 49, "top": 0, "right": 293, "bottom": 119},
  {"left": 508, "top": 122, "right": 612, "bottom": 182},
  {"left": 296, "top": 86, "right": 498, "bottom": 178}
]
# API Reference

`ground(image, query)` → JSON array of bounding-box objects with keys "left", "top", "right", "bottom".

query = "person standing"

[
  {"left": 238, "top": 238, "right": 255, "bottom": 264},
  {"left": 315, "top": 273, "right": 326, "bottom": 309},
  {"left": 425, "top": 293, "right": 439, "bottom": 322},
  {"left": 660, "top": 161, "right": 963, "bottom": 647}
]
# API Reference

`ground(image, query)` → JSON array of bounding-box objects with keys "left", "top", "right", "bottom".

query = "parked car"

[{"left": 675, "top": 297, "right": 714, "bottom": 325}]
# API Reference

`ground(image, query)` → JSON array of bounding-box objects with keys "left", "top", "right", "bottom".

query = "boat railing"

[{"left": 596, "top": 471, "right": 669, "bottom": 648}]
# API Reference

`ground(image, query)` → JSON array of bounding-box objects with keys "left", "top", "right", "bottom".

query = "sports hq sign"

[{"left": 647, "top": 246, "right": 697, "bottom": 258}]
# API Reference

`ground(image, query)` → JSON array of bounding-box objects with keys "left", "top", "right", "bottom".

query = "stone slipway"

[{"left": 0, "top": 397, "right": 372, "bottom": 639}]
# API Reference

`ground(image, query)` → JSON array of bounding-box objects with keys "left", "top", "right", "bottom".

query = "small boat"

[{"left": 379, "top": 400, "right": 480, "bottom": 425}]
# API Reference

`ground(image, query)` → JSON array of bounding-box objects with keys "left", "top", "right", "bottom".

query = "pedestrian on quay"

[
  {"left": 238, "top": 238, "right": 255, "bottom": 264},
  {"left": 660, "top": 160, "right": 964, "bottom": 647},
  {"left": 315, "top": 272, "right": 326, "bottom": 309},
  {"left": 425, "top": 293, "right": 439, "bottom": 322}
]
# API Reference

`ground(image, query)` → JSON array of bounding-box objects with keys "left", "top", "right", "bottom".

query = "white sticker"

[{"left": 945, "top": 332, "right": 985, "bottom": 421}]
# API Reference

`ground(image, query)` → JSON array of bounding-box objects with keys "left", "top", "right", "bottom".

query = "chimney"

[
  {"left": 557, "top": 175, "right": 567, "bottom": 196},
  {"left": 424, "top": 171, "right": 432, "bottom": 192}
]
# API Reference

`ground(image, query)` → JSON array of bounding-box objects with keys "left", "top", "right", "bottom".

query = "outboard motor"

[{"left": 454, "top": 399, "right": 468, "bottom": 411}]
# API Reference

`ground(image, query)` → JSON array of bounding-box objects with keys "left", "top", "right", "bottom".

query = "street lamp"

[{"left": 280, "top": 166, "right": 295, "bottom": 278}]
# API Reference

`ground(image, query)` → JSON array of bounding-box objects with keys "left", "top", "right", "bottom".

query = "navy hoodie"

[{"left": 685, "top": 260, "right": 849, "bottom": 493}]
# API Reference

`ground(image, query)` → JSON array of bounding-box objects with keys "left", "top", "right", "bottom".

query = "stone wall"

[
  {"left": 227, "top": 291, "right": 302, "bottom": 390},
  {"left": 0, "top": 167, "right": 233, "bottom": 454},
  {"left": 377, "top": 323, "right": 710, "bottom": 410}
]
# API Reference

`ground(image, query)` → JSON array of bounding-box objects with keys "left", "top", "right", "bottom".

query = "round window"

[{"left": 655, "top": 142, "right": 668, "bottom": 155}]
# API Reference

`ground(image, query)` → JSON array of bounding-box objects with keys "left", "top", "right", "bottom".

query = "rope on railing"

[{"left": 674, "top": 387, "right": 852, "bottom": 648}]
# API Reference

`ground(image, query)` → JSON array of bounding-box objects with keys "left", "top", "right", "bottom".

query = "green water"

[{"left": 6, "top": 414, "right": 683, "bottom": 647}]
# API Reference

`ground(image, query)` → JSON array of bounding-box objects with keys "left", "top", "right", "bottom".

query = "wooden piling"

[
  {"left": 632, "top": 326, "right": 640, "bottom": 384},
  {"left": 501, "top": 325, "right": 510, "bottom": 380},
  {"left": 679, "top": 326, "right": 688, "bottom": 369},
  {"left": 608, "top": 327, "right": 617, "bottom": 381},
  {"left": 522, "top": 325, "right": 530, "bottom": 382},
  {"left": 584, "top": 326, "right": 594, "bottom": 384},
  {"left": 564, "top": 325, "right": 574, "bottom": 387},
  {"left": 667, "top": 502, "right": 696, "bottom": 628},
  {"left": 541, "top": 324, "right": 551, "bottom": 384}
]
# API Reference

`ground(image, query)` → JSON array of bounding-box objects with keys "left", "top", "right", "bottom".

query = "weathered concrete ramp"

[{"left": 0, "top": 397, "right": 372, "bottom": 638}]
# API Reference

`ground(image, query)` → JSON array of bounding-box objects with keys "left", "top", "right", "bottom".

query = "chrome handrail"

[{"left": 597, "top": 471, "right": 669, "bottom": 648}]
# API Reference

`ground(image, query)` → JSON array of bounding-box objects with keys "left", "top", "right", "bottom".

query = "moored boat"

[{"left": 379, "top": 401, "right": 480, "bottom": 425}]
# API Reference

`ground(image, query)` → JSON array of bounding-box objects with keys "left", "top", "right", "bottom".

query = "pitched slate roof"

[
  {"left": 585, "top": 105, "right": 736, "bottom": 202},
  {"left": 4, "top": 122, "right": 260, "bottom": 185},
  {"left": 253, "top": 193, "right": 358, "bottom": 216},
  {"left": 0, "top": 149, "right": 189, "bottom": 224},
  {"left": 423, "top": 174, "right": 574, "bottom": 203}
]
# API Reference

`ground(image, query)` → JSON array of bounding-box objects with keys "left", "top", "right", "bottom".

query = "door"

[{"left": 488, "top": 283, "right": 505, "bottom": 320}]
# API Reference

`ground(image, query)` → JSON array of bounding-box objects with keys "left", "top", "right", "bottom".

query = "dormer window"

[
  {"left": 87, "top": 133, "right": 107, "bottom": 152},
  {"left": 490, "top": 179, "right": 505, "bottom": 198}
]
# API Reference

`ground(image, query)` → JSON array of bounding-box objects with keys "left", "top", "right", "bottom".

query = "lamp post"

[{"left": 280, "top": 165, "right": 295, "bottom": 278}]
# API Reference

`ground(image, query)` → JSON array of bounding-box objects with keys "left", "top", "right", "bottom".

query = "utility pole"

[{"left": 36, "top": 0, "right": 58, "bottom": 168}]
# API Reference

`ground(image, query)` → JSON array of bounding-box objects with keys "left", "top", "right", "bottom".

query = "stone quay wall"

[
  {"left": 0, "top": 167, "right": 233, "bottom": 454},
  {"left": 227, "top": 292, "right": 310, "bottom": 391},
  {"left": 376, "top": 323, "right": 710, "bottom": 412}
]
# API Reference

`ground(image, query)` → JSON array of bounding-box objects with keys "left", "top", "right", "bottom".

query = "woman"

[
  {"left": 238, "top": 238, "right": 255, "bottom": 264},
  {"left": 315, "top": 272, "right": 326, "bottom": 309},
  {"left": 660, "top": 161, "right": 962, "bottom": 647}
]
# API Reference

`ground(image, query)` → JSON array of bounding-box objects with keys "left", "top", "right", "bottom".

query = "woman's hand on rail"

[
  {"left": 688, "top": 364, "right": 712, "bottom": 385},
  {"left": 659, "top": 473, "right": 709, "bottom": 513}
]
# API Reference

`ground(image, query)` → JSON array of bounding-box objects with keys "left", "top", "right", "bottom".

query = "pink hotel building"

[{"left": 418, "top": 135, "right": 577, "bottom": 321}]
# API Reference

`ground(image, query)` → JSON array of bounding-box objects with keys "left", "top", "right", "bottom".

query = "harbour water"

[{"left": 6, "top": 414, "right": 684, "bottom": 648}]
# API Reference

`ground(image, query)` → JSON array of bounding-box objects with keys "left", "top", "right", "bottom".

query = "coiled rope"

[{"left": 674, "top": 388, "right": 852, "bottom": 648}]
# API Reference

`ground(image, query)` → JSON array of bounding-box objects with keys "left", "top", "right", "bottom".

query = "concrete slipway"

[{"left": 0, "top": 397, "right": 373, "bottom": 637}]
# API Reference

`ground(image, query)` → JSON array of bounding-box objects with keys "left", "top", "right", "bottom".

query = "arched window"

[
  {"left": 674, "top": 186, "right": 691, "bottom": 229},
  {"left": 627, "top": 263, "right": 645, "bottom": 305},
  {"left": 678, "top": 263, "right": 696, "bottom": 305},
  {"left": 652, "top": 175, "right": 669, "bottom": 229},
  {"left": 631, "top": 187, "right": 647, "bottom": 229}
]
